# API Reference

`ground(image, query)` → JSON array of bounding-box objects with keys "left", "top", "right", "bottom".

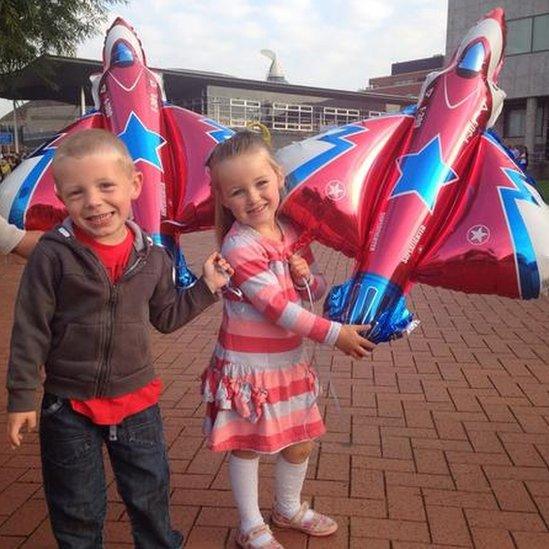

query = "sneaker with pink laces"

[
  {"left": 235, "top": 523, "right": 284, "bottom": 548},
  {"left": 271, "top": 501, "right": 338, "bottom": 537}
]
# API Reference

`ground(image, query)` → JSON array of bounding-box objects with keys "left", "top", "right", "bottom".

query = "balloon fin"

[
  {"left": 162, "top": 105, "right": 233, "bottom": 233},
  {"left": 277, "top": 114, "right": 414, "bottom": 258},
  {"left": 412, "top": 132, "right": 549, "bottom": 299}
]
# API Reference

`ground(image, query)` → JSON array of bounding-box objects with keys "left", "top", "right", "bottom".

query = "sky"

[{"left": 1, "top": 0, "right": 448, "bottom": 117}]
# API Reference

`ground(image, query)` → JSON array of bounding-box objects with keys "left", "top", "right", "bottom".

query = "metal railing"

[{"left": 181, "top": 96, "right": 385, "bottom": 133}]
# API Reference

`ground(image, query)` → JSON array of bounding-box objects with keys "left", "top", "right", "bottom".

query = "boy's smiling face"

[{"left": 55, "top": 152, "right": 142, "bottom": 245}]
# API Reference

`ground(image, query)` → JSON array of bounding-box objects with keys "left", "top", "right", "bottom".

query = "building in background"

[
  {"left": 446, "top": 0, "right": 549, "bottom": 176},
  {"left": 0, "top": 54, "right": 412, "bottom": 152},
  {"left": 366, "top": 55, "right": 445, "bottom": 98},
  {"left": 0, "top": 100, "right": 81, "bottom": 152}
]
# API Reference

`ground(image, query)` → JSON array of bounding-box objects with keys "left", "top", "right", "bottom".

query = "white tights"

[{"left": 229, "top": 451, "right": 314, "bottom": 546}]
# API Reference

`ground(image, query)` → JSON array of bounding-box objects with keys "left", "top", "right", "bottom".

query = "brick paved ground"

[{"left": 1, "top": 230, "right": 548, "bottom": 548}]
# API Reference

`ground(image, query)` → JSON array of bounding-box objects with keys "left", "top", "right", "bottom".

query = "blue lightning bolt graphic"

[
  {"left": 203, "top": 118, "right": 234, "bottom": 143},
  {"left": 9, "top": 113, "right": 102, "bottom": 228},
  {"left": 8, "top": 130, "right": 71, "bottom": 228},
  {"left": 498, "top": 167, "right": 541, "bottom": 298},
  {"left": 285, "top": 124, "right": 368, "bottom": 192}
]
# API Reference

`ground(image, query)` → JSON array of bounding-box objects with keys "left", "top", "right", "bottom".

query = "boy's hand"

[
  {"left": 335, "top": 324, "right": 376, "bottom": 359},
  {"left": 7, "top": 411, "right": 37, "bottom": 449},
  {"left": 289, "top": 254, "right": 311, "bottom": 285},
  {"left": 203, "top": 251, "right": 234, "bottom": 293}
]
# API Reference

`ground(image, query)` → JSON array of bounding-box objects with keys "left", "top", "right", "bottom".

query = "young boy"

[{"left": 6, "top": 129, "right": 231, "bottom": 548}]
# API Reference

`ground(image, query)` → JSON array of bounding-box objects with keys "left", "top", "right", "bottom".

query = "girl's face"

[{"left": 215, "top": 149, "right": 283, "bottom": 233}]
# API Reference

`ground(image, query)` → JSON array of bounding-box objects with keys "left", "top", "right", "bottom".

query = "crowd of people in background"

[
  {"left": 509, "top": 144, "right": 529, "bottom": 171},
  {"left": 0, "top": 152, "right": 24, "bottom": 181}
]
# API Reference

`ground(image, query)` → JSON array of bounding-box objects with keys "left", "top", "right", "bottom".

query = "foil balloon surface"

[
  {"left": 278, "top": 8, "right": 549, "bottom": 343},
  {"left": 0, "top": 18, "right": 232, "bottom": 287}
]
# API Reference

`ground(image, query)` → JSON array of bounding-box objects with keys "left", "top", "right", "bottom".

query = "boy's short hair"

[{"left": 52, "top": 129, "right": 134, "bottom": 186}]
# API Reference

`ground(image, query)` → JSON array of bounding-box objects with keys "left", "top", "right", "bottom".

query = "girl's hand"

[
  {"left": 289, "top": 253, "right": 311, "bottom": 286},
  {"left": 202, "top": 252, "right": 234, "bottom": 293},
  {"left": 335, "top": 324, "right": 376, "bottom": 359}
]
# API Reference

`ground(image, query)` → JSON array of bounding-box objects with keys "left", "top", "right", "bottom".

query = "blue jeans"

[{"left": 39, "top": 394, "right": 183, "bottom": 549}]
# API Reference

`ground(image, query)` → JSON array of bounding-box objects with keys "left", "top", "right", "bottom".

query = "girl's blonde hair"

[{"left": 206, "top": 130, "right": 283, "bottom": 245}]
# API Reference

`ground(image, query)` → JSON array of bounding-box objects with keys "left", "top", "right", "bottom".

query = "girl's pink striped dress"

[{"left": 202, "top": 218, "right": 341, "bottom": 453}]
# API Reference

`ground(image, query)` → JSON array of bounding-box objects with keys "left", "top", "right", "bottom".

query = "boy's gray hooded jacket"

[{"left": 6, "top": 220, "right": 217, "bottom": 412}]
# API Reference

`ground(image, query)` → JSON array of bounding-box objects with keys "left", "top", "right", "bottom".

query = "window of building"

[
  {"left": 205, "top": 97, "right": 261, "bottom": 127},
  {"left": 322, "top": 107, "right": 361, "bottom": 127},
  {"left": 507, "top": 18, "right": 532, "bottom": 55},
  {"left": 228, "top": 98, "right": 261, "bottom": 127},
  {"left": 506, "top": 14, "right": 549, "bottom": 55},
  {"left": 272, "top": 103, "right": 313, "bottom": 131},
  {"left": 504, "top": 105, "right": 544, "bottom": 138},
  {"left": 504, "top": 108, "right": 525, "bottom": 137},
  {"left": 385, "top": 104, "right": 401, "bottom": 113},
  {"left": 536, "top": 104, "right": 545, "bottom": 137},
  {"left": 533, "top": 14, "right": 549, "bottom": 52}
]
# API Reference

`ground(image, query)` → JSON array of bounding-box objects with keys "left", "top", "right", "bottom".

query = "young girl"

[{"left": 202, "top": 131, "right": 374, "bottom": 548}]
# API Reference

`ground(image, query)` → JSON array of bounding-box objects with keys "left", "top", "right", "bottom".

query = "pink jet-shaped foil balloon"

[
  {"left": 277, "top": 8, "right": 548, "bottom": 342},
  {"left": 0, "top": 18, "right": 232, "bottom": 286}
]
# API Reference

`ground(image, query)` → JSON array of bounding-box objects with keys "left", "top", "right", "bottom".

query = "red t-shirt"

[{"left": 70, "top": 225, "right": 161, "bottom": 425}]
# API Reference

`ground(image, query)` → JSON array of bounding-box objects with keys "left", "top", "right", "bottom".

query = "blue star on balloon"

[
  {"left": 390, "top": 135, "right": 458, "bottom": 212},
  {"left": 118, "top": 112, "right": 166, "bottom": 171}
]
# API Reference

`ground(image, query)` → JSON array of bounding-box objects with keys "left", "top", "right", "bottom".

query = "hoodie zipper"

[
  {"left": 49, "top": 224, "right": 150, "bottom": 397},
  {"left": 95, "top": 254, "right": 147, "bottom": 397},
  {"left": 73, "top": 245, "right": 145, "bottom": 397},
  {"left": 96, "top": 284, "right": 117, "bottom": 397},
  {"left": 79, "top": 246, "right": 117, "bottom": 398}
]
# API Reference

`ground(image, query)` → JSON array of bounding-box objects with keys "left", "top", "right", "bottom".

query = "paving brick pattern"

[{"left": 1, "top": 230, "right": 548, "bottom": 548}]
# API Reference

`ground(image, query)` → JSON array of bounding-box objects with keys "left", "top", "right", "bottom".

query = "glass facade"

[
  {"left": 504, "top": 104, "right": 545, "bottom": 138},
  {"left": 533, "top": 14, "right": 549, "bottom": 52},
  {"left": 505, "top": 107, "right": 525, "bottom": 137},
  {"left": 507, "top": 13, "right": 549, "bottom": 55},
  {"left": 180, "top": 86, "right": 390, "bottom": 134}
]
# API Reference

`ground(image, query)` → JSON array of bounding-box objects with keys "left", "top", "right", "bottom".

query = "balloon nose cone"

[
  {"left": 458, "top": 41, "right": 485, "bottom": 75},
  {"left": 112, "top": 42, "right": 134, "bottom": 67},
  {"left": 484, "top": 7, "right": 504, "bottom": 23},
  {"left": 112, "top": 16, "right": 127, "bottom": 27}
]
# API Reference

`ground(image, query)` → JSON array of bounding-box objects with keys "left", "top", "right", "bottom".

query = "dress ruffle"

[{"left": 201, "top": 358, "right": 320, "bottom": 426}]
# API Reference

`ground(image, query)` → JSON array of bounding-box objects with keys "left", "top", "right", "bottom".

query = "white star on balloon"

[
  {"left": 325, "top": 180, "right": 346, "bottom": 201},
  {"left": 467, "top": 224, "right": 490, "bottom": 245}
]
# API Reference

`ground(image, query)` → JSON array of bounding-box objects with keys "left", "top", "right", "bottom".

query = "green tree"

[{"left": 0, "top": 0, "right": 127, "bottom": 75}]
